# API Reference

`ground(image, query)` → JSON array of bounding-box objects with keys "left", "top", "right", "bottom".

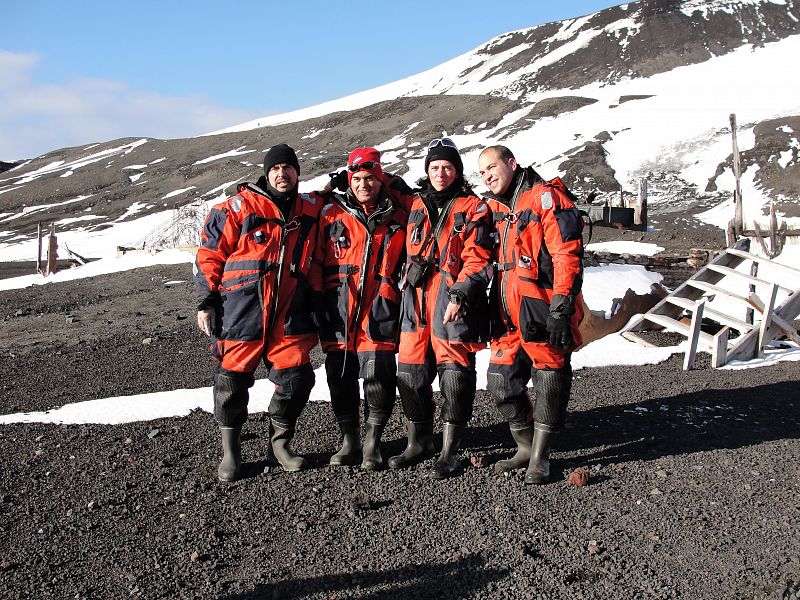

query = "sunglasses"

[
  {"left": 347, "top": 161, "right": 378, "bottom": 172},
  {"left": 427, "top": 137, "right": 458, "bottom": 150}
]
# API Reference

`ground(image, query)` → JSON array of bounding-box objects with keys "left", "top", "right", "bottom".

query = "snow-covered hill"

[{"left": 1, "top": 0, "right": 798, "bottom": 261}]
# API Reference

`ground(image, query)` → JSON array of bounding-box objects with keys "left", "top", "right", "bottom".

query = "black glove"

[
  {"left": 329, "top": 170, "right": 349, "bottom": 192},
  {"left": 547, "top": 315, "right": 572, "bottom": 349}
]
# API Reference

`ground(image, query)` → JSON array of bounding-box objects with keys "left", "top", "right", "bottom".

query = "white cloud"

[{"left": 0, "top": 50, "right": 264, "bottom": 161}]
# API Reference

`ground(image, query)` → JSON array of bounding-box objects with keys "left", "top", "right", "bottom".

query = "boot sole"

[
  {"left": 494, "top": 460, "right": 528, "bottom": 474},
  {"left": 387, "top": 451, "right": 434, "bottom": 470},
  {"left": 524, "top": 474, "right": 550, "bottom": 485},
  {"left": 217, "top": 469, "right": 241, "bottom": 482}
]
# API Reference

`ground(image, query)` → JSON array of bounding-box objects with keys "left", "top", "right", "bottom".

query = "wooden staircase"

[{"left": 620, "top": 239, "right": 800, "bottom": 368}]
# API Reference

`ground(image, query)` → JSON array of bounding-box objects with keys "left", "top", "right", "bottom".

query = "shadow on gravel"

[
  {"left": 222, "top": 553, "right": 504, "bottom": 599},
  {"left": 563, "top": 380, "right": 799, "bottom": 465}
]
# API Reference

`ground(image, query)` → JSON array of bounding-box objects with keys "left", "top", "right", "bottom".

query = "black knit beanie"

[
  {"left": 424, "top": 142, "right": 463, "bottom": 177},
  {"left": 263, "top": 143, "right": 300, "bottom": 177}
]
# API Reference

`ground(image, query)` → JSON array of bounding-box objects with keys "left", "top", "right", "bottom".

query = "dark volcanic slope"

[
  {"left": 0, "top": 263, "right": 799, "bottom": 599},
  {"left": 0, "top": 94, "right": 519, "bottom": 245}
]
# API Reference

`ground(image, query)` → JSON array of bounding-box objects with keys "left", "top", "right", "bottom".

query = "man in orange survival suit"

[
  {"left": 477, "top": 145, "right": 584, "bottom": 485},
  {"left": 195, "top": 144, "right": 322, "bottom": 481},
  {"left": 390, "top": 138, "right": 494, "bottom": 479},
  {"left": 310, "top": 148, "right": 408, "bottom": 470}
]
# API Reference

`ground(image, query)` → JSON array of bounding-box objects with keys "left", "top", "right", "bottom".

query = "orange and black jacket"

[
  {"left": 194, "top": 180, "right": 322, "bottom": 347},
  {"left": 310, "top": 188, "right": 408, "bottom": 353},
  {"left": 400, "top": 181, "right": 494, "bottom": 343},
  {"left": 483, "top": 166, "right": 584, "bottom": 344}
]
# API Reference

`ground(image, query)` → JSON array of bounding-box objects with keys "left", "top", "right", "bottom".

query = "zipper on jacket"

[
  {"left": 499, "top": 174, "right": 527, "bottom": 333},
  {"left": 420, "top": 195, "right": 459, "bottom": 328},
  {"left": 338, "top": 196, "right": 393, "bottom": 374}
]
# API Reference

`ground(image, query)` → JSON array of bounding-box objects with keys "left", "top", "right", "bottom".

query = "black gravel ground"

[{"left": 1, "top": 262, "right": 799, "bottom": 599}]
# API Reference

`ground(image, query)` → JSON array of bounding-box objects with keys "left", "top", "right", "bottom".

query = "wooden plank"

[
  {"left": 36, "top": 223, "right": 43, "bottom": 275},
  {"left": 686, "top": 280, "right": 754, "bottom": 306},
  {"left": 706, "top": 263, "right": 793, "bottom": 292},
  {"left": 629, "top": 244, "right": 749, "bottom": 324},
  {"left": 621, "top": 330, "right": 658, "bottom": 348},
  {"left": 664, "top": 296, "right": 754, "bottom": 333},
  {"left": 746, "top": 292, "right": 800, "bottom": 342},
  {"left": 746, "top": 261, "right": 758, "bottom": 325},
  {"left": 725, "top": 329, "right": 759, "bottom": 364},
  {"left": 643, "top": 313, "right": 716, "bottom": 348},
  {"left": 683, "top": 300, "right": 706, "bottom": 370},
  {"left": 712, "top": 327, "right": 730, "bottom": 368},
  {"left": 731, "top": 113, "right": 743, "bottom": 235},
  {"left": 757, "top": 284, "right": 778, "bottom": 353},
  {"left": 726, "top": 247, "right": 800, "bottom": 277},
  {"left": 727, "top": 288, "right": 800, "bottom": 363}
]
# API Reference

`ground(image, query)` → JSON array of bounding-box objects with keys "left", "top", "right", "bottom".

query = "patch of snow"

[
  {"left": 586, "top": 241, "right": 664, "bottom": 256},
  {"left": 56, "top": 215, "right": 105, "bottom": 226},
  {"left": 114, "top": 201, "right": 150, "bottom": 222},
  {"left": 301, "top": 128, "right": 328, "bottom": 139},
  {"left": 193, "top": 146, "right": 254, "bottom": 165},
  {"left": 162, "top": 187, "right": 196, "bottom": 200}
]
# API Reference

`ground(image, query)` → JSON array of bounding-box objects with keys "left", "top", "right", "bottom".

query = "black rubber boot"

[
  {"left": 525, "top": 423, "right": 555, "bottom": 484},
  {"left": 217, "top": 426, "right": 242, "bottom": 482},
  {"left": 329, "top": 419, "right": 361, "bottom": 467},
  {"left": 387, "top": 420, "right": 434, "bottom": 469},
  {"left": 430, "top": 422, "right": 465, "bottom": 479},
  {"left": 361, "top": 422, "right": 386, "bottom": 471},
  {"left": 494, "top": 423, "right": 534, "bottom": 474},
  {"left": 269, "top": 419, "right": 307, "bottom": 472}
]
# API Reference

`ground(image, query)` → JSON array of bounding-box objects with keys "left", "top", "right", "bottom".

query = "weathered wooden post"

[
  {"left": 730, "top": 113, "right": 743, "bottom": 239},
  {"left": 36, "top": 222, "right": 43, "bottom": 274},
  {"left": 45, "top": 223, "right": 57, "bottom": 276},
  {"left": 635, "top": 177, "right": 648, "bottom": 230}
]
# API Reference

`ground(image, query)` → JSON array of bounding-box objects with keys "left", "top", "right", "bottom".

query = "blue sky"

[{"left": 0, "top": 1, "right": 621, "bottom": 161}]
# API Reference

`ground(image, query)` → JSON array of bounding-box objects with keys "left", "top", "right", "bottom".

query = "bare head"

[{"left": 478, "top": 145, "right": 517, "bottom": 196}]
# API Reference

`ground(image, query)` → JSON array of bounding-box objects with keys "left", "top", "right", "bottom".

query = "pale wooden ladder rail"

[{"left": 620, "top": 239, "right": 800, "bottom": 369}]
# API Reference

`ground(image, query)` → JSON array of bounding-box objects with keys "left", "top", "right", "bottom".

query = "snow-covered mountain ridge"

[{"left": 0, "top": 0, "right": 798, "bottom": 261}]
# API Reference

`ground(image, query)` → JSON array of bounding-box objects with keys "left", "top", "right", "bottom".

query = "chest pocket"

[
  {"left": 513, "top": 210, "right": 542, "bottom": 282},
  {"left": 515, "top": 209, "right": 539, "bottom": 235},
  {"left": 288, "top": 214, "right": 318, "bottom": 275},
  {"left": 408, "top": 210, "right": 427, "bottom": 247},
  {"left": 327, "top": 220, "right": 350, "bottom": 259},
  {"left": 373, "top": 222, "right": 403, "bottom": 280}
]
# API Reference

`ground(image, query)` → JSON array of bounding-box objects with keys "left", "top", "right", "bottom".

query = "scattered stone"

[
  {"left": 567, "top": 467, "right": 590, "bottom": 486},
  {"left": 350, "top": 492, "right": 372, "bottom": 511},
  {"left": 470, "top": 455, "right": 488, "bottom": 469},
  {"left": 142, "top": 337, "right": 153, "bottom": 345},
  {"left": 147, "top": 429, "right": 160, "bottom": 439}
]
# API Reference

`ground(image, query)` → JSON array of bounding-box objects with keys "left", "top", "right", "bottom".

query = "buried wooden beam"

[{"left": 711, "top": 327, "right": 730, "bottom": 368}]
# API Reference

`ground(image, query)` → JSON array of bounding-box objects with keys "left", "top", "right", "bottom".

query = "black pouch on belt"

[{"left": 405, "top": 253, "right": 432, "bottom": 288}]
